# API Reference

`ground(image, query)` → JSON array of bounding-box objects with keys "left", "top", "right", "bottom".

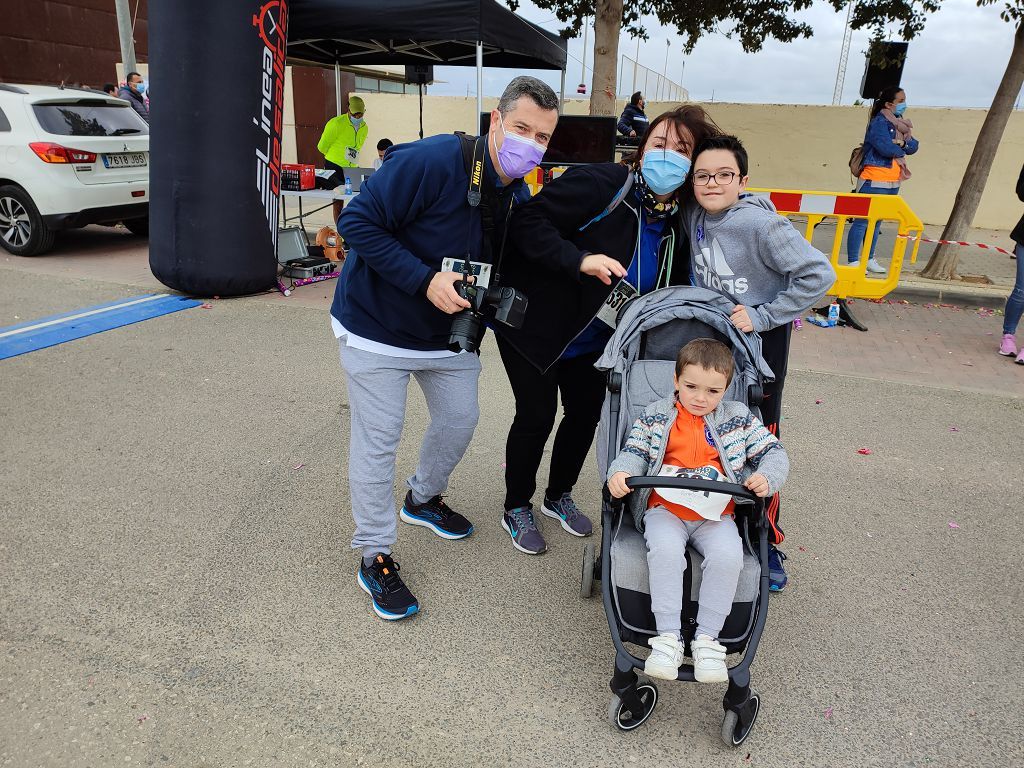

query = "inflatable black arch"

[{"left": 148, "top": 0, "right": 566, "bottom": 297}]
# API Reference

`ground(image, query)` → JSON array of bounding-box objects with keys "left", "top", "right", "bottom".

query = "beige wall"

[{"left": 325, "top": 93, "right": 1022, "bottom": 230}]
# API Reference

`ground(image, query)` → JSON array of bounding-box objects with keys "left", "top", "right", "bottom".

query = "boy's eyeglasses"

[{"left": 693, "top": 171, "right": 739, "bottom": 186}]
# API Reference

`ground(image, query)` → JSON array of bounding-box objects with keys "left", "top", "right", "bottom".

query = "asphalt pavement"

[{"left": 1, "top": 259, "right": 1022, "bottom": 767}]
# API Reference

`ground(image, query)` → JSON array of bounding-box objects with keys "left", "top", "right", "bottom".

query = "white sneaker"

[
  {"left": 866, "top": 258, "right": 887, "bottom": 274},
  {"left": 644, "top": 634, "right": 685, "bottom": 680},
  {"left": 690, "top": 634, "right": 729, "bottom": 683}
]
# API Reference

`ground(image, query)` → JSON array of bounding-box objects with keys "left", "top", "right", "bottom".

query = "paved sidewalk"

[{"left": 791, "top": 298, "right": 1022, "bottom": 399}]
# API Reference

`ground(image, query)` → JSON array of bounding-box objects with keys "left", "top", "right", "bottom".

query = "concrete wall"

[{"left": 326, "top": 94, "right": 1022, "bottom": 230}]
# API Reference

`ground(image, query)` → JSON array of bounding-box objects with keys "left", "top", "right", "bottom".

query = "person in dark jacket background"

[
  {"left": 998, "top": 162, "right": 1024, "bottom": 364},
  {"left": 617, "top": 91, "right": 649, "bottom": 145},
  {"left": 494, "top": 104, "right": 722, "bottom": 555},
  {"left": 332, "top": 76, "right": 559, "bottom": 621},
  {"left": 118, "top": 72, "right": 149, "bottom": 123}
]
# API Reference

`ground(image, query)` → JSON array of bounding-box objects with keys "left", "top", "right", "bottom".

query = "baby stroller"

[{"left": 583, "top": 286, "right": 776, "bottom": 746}]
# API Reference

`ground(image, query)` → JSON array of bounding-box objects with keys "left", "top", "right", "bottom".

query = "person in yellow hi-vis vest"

[{"left": 318, "top": 95, "right": 368, "bottom": 222}]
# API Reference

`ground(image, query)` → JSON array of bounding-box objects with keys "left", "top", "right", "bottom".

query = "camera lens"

[{"left": 448, "top": 310, "right": 483, "bottom": 353}]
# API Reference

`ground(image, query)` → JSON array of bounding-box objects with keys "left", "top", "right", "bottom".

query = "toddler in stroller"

[
  {"left": 607, "top": 338, "right": 788, "bottom": 683},
  {"left": 586, "top": 285, "right": 789, "bottom": 745}
]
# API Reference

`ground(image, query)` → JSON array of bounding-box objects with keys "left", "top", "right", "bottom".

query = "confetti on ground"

[
  {"left": 962, "top": 362, "right": 974, "bottom": 367},
  {"left": 824, "top": 707, "right": 833, "bottom": 720},
  {"left": 866, "top": 532, "right": 874, "bottom": 538},
  {"left": 798, "top": 546, "right": 807, "bottom": 552},
  {"left": 815, "top": 399, "right": 824, "bottom": 404},
  {"left": 745, "top": 754, "right": 752, "bottom": 763},
  {"left": 856, "top": 448, "right": 873, "bottom": 455},
  {"left": 949, "top": 521, "right": 960, "bottom": 529},
  {"left": 501, "top": 462, "right": 507, "bottom": 468},
  {"left": 200, "top": 303, "right": 214, "bottom": 309},
  {"left": 137, "top": 714, "right": 149, "bottom": 724},
  {"left": 292, "top": 463, "right": 305, "bottom": 471},
  {"left": 950, "top": 427, "right": 960, "bottom": 432}
]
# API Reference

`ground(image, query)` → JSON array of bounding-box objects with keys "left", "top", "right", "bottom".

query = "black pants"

[
  {"left": 496, "top": 335, "right": 606, "bottom": 511},
  {"left": 757, "top": 323, "right": 791, "bottom": 546}
]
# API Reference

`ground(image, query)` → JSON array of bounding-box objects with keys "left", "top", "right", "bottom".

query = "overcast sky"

[{"left": 429, "top": 0, "right": 1019, "bottom": 109}]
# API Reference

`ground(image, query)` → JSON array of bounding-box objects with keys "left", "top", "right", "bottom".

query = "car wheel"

[
  {"left": 0, "top": 185, "right": 55, "bottom": 257},
  {"left": 124, "top": 215, "right": 148, "bottom": 237}
]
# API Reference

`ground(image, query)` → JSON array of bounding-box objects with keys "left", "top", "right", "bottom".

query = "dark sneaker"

[
  {"left": 357, "top": 553, "right": 419, "bottom": 621},
  {"left": 541, "top": 493, "right": 593, "bottom": 537},
  {"left": 501, "top": 505, "right": 547, "bottom": 555},
  {"left": 400, "top": 491, "right": 473, "bottom": 540},
  {"left": 767, "top": 546, "right": 788, "bottom": 592}
]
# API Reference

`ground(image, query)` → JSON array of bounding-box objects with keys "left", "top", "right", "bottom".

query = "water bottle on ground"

[{"left": 827, "top": 301, "right": 840, "bottom": 327}]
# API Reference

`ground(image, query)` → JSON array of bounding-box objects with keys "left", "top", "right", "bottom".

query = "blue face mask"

[
  {"left": 640, "top": 149, "right": 692, "bottom": 195},
  {"left": 133, "top": 81, "right": 146, "bottom": 95},
  {"left": 350, "top": 115, "right": 364, "bottom": 128},
  {"left": 893, "top": 102, "right": 907, "bottom": 117}
]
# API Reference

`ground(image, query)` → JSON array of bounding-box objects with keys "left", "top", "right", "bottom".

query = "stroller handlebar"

[{"left": 624, "top": 476, "right": 759, "bottom": 503}]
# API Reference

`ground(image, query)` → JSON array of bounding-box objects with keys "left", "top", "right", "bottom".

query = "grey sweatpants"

[
  {"left": 338, "top": 340, "right": 481, "bottom": 556},
  {"left": 643, "top": 507, "right": 743, "bottom": 640}
]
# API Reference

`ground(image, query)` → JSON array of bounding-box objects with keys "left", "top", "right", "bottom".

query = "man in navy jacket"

[{"left": 332, "top": 76, "right": 559, "bottom": 621}]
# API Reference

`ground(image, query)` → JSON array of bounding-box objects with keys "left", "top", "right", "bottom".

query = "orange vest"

[{"left": 860, "top": 159, "right": 900, "bottom": 183}]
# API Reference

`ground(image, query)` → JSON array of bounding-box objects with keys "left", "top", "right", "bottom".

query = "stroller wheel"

[
  {"left": 721, "top": 690, "right": 760, "bottom": 747},
  {"left": 607, "top": 683, "right": 658, "bottom": 731},
  {"left": 581, "top": 542, "right": 596, "bottom": 598}
]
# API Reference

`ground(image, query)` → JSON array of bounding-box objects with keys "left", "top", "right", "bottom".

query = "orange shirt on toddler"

[{"left": 649, "top": 401, "right": 735, "bottom": 522}]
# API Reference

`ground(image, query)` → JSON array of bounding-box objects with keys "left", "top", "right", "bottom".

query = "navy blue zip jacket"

[{"left": 332, "top": 134, "right": 525, "bottom": 351}]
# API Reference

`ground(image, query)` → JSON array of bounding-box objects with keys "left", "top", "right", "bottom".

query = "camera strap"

[{"left": 458, "top": 133, "right": 514, "bottom": 281}]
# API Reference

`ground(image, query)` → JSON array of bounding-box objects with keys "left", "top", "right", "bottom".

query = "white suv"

[{"left": 0, "top": 83, "right": 149, "bottom": 256}]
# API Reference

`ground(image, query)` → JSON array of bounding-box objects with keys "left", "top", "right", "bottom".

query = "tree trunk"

[
  {"left": 589, "top": 0, "right": 623, "bottom": 116},
  {"left": 920, "top": 21, "right": 1024, "bottom": 280}
]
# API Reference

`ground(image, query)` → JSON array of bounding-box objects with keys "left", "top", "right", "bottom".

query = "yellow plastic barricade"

[{"left": 747, "top": 187, "right": 924, "bottom": 330}]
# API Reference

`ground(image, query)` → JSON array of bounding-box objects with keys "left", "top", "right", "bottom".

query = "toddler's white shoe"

[
  {"left": 690, "top": 634, "right": 729, "bottom": 683},
  {"left": 644, "top": 634, "right": 685, "bottom": 680}
]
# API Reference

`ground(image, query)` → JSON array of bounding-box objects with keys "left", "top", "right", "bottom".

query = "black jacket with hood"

[{"left": 496, "top": 162, "right": 691, "bottom": 372}]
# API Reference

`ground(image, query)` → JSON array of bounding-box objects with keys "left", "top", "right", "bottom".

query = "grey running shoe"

[
  {"left": 501, "top": 505, "right": 547, "bottom": 555},
  {"left": 541, "top": 493, "right": 593, "bottom": 537}
]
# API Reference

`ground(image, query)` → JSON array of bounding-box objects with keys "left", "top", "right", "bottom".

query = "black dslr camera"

[{"left": 447, "top": 278, "right": 528, "bottom": 353}]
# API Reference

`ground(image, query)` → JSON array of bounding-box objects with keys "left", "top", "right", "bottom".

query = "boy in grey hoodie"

[{"left": 684, "top": 134, "right": 834, "bottom": 591}]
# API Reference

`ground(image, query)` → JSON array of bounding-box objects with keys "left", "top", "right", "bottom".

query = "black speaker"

[
  {"left": 860, "top": 41, "right": 908, "bottom": 100},
  {"left": 404, "top": 64, "right": 434, "bottom": 85}
]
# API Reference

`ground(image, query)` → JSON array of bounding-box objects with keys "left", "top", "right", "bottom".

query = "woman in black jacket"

[
  {"left": 493, "top": 105, "right": 722, "bottom": 555},
  {"left": 999, "top": 161, "right": 1024, "bottom": 364}
]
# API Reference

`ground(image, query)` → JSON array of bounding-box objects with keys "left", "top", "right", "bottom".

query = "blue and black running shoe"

[
  {"left": 400, "top": 491, "right": 474, "bottom": 540},
  {"left": 357, "top": 553, "right": 419, "bottom": 621},
  {"left": 767, "top": 546, "right": 788, "bottom": 592}
]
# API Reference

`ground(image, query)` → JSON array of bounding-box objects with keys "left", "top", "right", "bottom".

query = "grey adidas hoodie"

[{"left": 684, "top": 194, "right": 836, "bottom": 332}]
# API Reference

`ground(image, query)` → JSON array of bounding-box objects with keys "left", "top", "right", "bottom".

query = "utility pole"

[
  {"left": 581, "top": 16, "right": 589, "bottom": 92},
  {"left": 114, "top": 0, "right": 138, "bottom": 79},
  {"left": 661, "top": 39, "right": 670, "bottom": 101}
]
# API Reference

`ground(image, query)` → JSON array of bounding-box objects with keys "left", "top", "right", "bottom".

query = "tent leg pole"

[
  {"left": 334, "top": 62, "right": 342, "bottom": 116},
  {"left": 559, "top": 69, "right": 566, "bottom": 114},
  {"left": 476, "top": 41, "right": 484, "bottom": 125}
]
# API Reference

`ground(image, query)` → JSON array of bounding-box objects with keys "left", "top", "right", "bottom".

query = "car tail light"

[{"left": 29, "top": 142, "right": 97, "bottom": 164}]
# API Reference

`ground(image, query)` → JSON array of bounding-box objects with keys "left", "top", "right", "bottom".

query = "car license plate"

[{"left": 103, "top": 152, "right": 147, "bottom": 168}]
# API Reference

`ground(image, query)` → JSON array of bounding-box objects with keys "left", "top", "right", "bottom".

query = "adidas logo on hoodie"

[{"left": 694, "top": 234, "right": 749, "bottom": 296}]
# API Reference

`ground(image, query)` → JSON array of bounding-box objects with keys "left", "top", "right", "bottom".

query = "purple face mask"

[{"left": 493, "top": 120, "right": 546, "bottom": 179}]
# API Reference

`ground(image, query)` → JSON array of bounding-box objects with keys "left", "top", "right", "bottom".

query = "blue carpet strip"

[{"left": 0, "top": 294, "right": 204, "bottom": 360}]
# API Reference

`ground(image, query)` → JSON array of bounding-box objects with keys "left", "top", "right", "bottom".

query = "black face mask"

[{"left": 634, "top": 169, "right": 678, "bottom": 221}]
